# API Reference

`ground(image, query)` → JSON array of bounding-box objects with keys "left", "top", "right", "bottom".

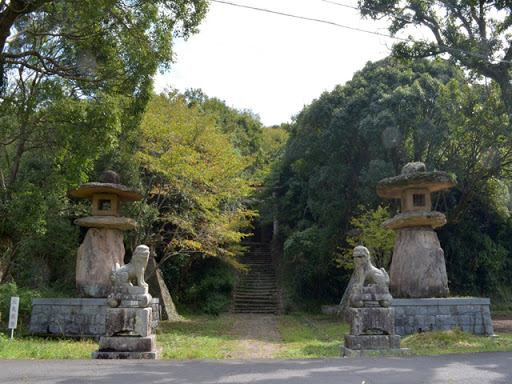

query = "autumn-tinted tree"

[
  {"left": 183, "top": 89, "right": 265, "bottom": 180},
  {"left": 135, "top": 92, "right": 256, "bottom": 270}
]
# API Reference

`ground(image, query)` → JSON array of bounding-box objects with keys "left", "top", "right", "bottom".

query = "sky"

[{"left": 154, "top": 0, "right": 405, "bottom": 126}]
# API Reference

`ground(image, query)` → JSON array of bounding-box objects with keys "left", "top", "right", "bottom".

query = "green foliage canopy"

[
  {"left": 358, "top": 0, "right": 512, "bottom": 117},
  {"left": 0, "top": 1, "right": 208, "bottom": 285},
  {"left": 136, "top": 92, "right": 256, "bottom": 271},
  {"left": 271, "top": 57, "right": 512, "bottom": 306}
]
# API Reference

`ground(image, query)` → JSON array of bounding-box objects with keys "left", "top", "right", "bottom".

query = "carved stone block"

[
  {"left": 344, "top": 334, "right": 402, "bottom": 350},
  {"left": 350, "top": 286, "right": 393, "bottom": 308},
  {"left": 105, "top": 307, "right": 152, "bottom": 337},
  {"left": 98, "top": 335, "right": 156, "bottom": 352},
  {"left": 347, "top": 307, "right": 396, "bottom": 336}
]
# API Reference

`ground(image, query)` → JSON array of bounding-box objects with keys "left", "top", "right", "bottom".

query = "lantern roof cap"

[{"left": 377, "top": 162, "right": 456, "bottom": 199}]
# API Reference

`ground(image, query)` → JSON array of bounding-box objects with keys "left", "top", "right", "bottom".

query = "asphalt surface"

[{"left": 1, "top": 351, "right": 512, "bottom": 384}]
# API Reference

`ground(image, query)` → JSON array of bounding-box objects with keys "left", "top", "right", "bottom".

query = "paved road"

[{"left": 2, "top": 352, "right": 512, "bottom": 383}]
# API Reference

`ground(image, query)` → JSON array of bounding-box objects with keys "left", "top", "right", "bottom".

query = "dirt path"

[
  {"left": 229, "top": 314, "right": 284, "bottom": 358},
  {"left": 492, "top": 316, "right": 512, "bottom": 333}
]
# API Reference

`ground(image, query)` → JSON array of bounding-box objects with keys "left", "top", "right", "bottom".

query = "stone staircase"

[{"left": 233, "top": 243, "right": 278, "bottom": 314}]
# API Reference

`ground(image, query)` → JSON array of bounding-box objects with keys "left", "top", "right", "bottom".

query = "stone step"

[
  {"left": 233, "top": 306, "right": 278, "bottom": 311},
  {"left": 234, "top": 304, "right": 278, "bottom": 310},
  {"left": 238, "top": 285, "right": 277, "bottom": 290},
  {"left": 234, "top": 295, "right": 277, "bottom": 301},
  {"left": 235, "top": 290, "right": 276, "bottom": 295},
  {"left": 233, "top": 309, "right": 277, "bottom": 314},
  {"left": 232, "top": 242, "right": 278, "bottom": 314}
]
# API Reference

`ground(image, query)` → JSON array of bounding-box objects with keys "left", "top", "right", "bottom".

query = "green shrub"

[
  {"left": 162, "top": 256, "right": 236, "bottom": 315},
  {"left": 0, "top": 283, "right": 40, "bottom": 327},
  {"left": 200, "top": 293, "right": 231, "bottom": 316}
]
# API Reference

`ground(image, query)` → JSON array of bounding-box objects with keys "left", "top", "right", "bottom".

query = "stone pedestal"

[
  {"left": 350, "top": 286, "right": 393, "bottom": 308},
  {"left": 341, "top": 307, "right": 410, "bottom": 358},
  {"left": 92, "top": 334, "right": 162, "bottom": 359},
  {"left": 347, "top": 307, "right": 395, "bottom": 336},
  {"left": 92, "top": 244, "right": 161, "bottom": 360},
  {"left": 106, "top": 307, "right": 152, "bottom": 337},
  {"left": 93, "top": 307, "right": 161, "bottom": 359},
  {"left": 76, "top": 228, "right": 125, "bottom": 297},
  {"left": 393, "top": 298, "right": 494, "bottom": 336},
  {"left": 29, "top": 298, "right": 161, "bottom": 337},
  {"left": 389, "top": 227, "right": 449, "bottom": 298}
]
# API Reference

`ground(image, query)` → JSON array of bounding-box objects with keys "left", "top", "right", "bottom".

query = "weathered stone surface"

[
  {"left": 377, "top": 171, "right": 457, "bottom": 199},
  {"left": 105, "top": 307, "right": 152, "bottom": 337},
  {"left": 74, "top": 216, "right": 136, "bottom": 231},
  {"left": 402, "top": 162, "right": 426, "bottom": 174},
  {"left": 92, "top": 348, "right": 162, "bottom": 359},
  {"left": 107, "top": 286, "right": 152, "bottom": 308},
  {"left": 347, "top": 307, "right": 396, "bottom": 336},
  {"left": 350, "top": 246, "right": 392, "bottom": 308},
  {"left": 341, "top": 346, "right": 411, "bottom": 357},
  {"left": 108, "top": 244, "right": 151, "bottom": 308},
  {"left": 389, "top": 227, "right": 449, "bottom": 298},
  {"left": 29, "top": 298, "right": 161, "bottom": 337},
  {"left": 98, "top": 335, "right": 156, "bottom": 352},
  {"left": 69, "top": 182, "right": 142, "bottom": 201},
  {"left": 344, "top": 334, "right": 402, "bottom": 350},
  {"left": 393, "top": 298, "right": 495, "bottom": 336},
  {"left": 76, "top": 228, "right": 125, "bottom": 298},
  {"left": 382, "top": 211, "right": 446, "bottom": 230},
  {"left": 350, "top": 286, "right": 393, "bottom": 308}
]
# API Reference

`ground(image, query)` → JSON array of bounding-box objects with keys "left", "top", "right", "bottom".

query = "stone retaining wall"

[
  {"left": 393, "top": 298, "right": 494, "bottom": 336},
  {"left": 29, "top": 298, "right": 160, "bottom": 337}
]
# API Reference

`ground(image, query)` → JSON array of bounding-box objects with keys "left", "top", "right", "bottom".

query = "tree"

[
  {"left": 270, "top": 57, "right": 512, "bottom": 306},
  {"left": 336, "top": 205, "right": 396, "bottom": 271},
  {"left": 358, "top": 0, "right": 512, "bottom": 117},
  {"left": 183, "top": 89, "right": 265, "bottom": 180},
  {"left": 1, "top": 0, "right": 208, "bottom": 92},
  {"left": 0, "top": 1, "right": 208, "bottom": 285},
  {"left": 135, "top": 92, "right": 256, "bottom": 272}
]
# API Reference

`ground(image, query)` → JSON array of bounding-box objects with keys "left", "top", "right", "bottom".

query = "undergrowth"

[
  {"left": 2, "top": 314, "right": 512, "bottom": 359},
  {"left": 402, "top": 329, "right": 512, "bottom": 355}
]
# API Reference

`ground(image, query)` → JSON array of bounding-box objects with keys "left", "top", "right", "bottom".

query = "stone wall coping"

[
  {"left": 393, "top": 298, "right": 490, "bottom": 306},
  {"left": 33, "top": 297, "right": 159, "bottom": 305}
]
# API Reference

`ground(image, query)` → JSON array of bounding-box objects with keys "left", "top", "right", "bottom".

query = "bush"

[
  {"left": 0, "top": 283, "right": 40, "bottom": 328},
  {"left": 162, "top": 256, "right": 236, "bottom": 315}
]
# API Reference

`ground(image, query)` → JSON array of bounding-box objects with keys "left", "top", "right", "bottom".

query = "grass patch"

[
  {"left": 276, "top": 314, "right": 348, "bottom": 358},
  {"left": 3, "top": 314, "right": 512, "bottom": 359},
  {"left": 0, "top": 332, "right": 98, "bottom": 359},
  {"left": 402, "top": 329, "right": 512, "bottom": 355},
  {"left": 158, "top": 313, "right": 239, "bottom": 359}
]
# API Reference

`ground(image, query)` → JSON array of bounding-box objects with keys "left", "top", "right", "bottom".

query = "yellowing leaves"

[{"left": 137, "top": 91, "right": 256, "bottom": 266}]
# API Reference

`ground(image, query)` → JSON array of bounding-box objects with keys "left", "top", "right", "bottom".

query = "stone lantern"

[
  {"left": 377, "top": 162, "right": 456, "bottom": 298},
  {"left": 69, "top": 171, "right": 143, "bottom": 298}
]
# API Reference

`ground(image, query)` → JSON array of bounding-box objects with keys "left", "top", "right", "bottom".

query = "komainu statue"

[
  {"left": 107, "top": 245, "right": 152, "bottom": 308},
  {"left": 110, "top": 244, "right": 150, "bottom": 289},
  {"left": 350, "top": 246, "right": 392, "bottom": 308}
]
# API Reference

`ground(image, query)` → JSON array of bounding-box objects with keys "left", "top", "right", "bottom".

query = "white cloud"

[{"left": 154, "top": 0, "right": 395, "bottom": 126}]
